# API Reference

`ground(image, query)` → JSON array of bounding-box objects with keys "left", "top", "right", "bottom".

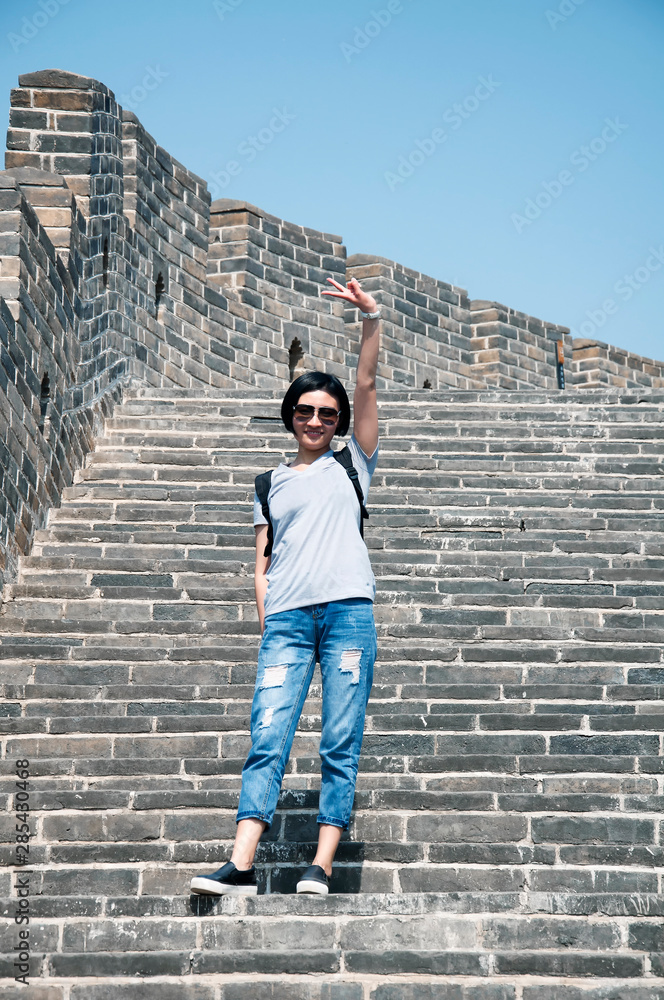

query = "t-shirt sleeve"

[
  {"left": 253, "top": 489, "right": 268, "bottom": 526},
  {"left": 348, "top": 432, "right": 379, "bottom": 502}
]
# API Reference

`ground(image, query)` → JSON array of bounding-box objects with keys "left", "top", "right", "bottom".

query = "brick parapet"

[
  {"left": 346, "top": 254, "right": 479, "bottom": 390},
  {"left": 209, "top": 199, "right": 350, "bottom": 388},
  {"left": 0, "top": 171, "right": 124, "bottom": 590},
  {"left": 572, "top": 337, "right": 664, "bottom": 389},
  {"left": 469, "top": 299, "right": 573, "bottom": 390},
  {"left": 7, "top": 68, "right": 124, "bottom": 219}
]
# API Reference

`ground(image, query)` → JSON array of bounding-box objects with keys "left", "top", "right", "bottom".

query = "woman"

[{"left": 190, "top": 275, "right": 381, "bottom": 896}]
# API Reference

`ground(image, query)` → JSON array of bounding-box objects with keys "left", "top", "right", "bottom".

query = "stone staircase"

[{"left": 1, "top": 385, "right": 663, "bottom": 999}]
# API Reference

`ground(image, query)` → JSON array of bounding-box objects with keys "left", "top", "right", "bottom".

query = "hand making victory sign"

[
  {"left": 321, "top": 275, "right": 378, "bottom": 315},
  {"left": 321, "top": 276, "right": 380, "bottom": 459}
]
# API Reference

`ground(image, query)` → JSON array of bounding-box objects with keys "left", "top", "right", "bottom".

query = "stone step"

[
  {"left": 8, "top": 577, "right": 664, "bottom": 605},
  {"left": 6, "top": 844, "right": 663, "bottom": 892},
  {"left": 97, "top": 429, "right": 661, "bottom": 450},
  {"left": 4, "top": 808, "right": 664, "bottom": 864},
  {"left": 107, "top": 404, "right": 664, "bottom": 422},
  {"left": 6, "top": 889, "right": 664, "bottom": 916},
  {"left": 4, "top": 597, "right": 664, "bottom": 625},
  {"left": 7, "top": 661, "right": 658, "bottom": 690},
  {"left": 11, "top": 572, "right": 658, "bottom": 597},
  {"left": 1, "top": 894, "right": 662, "bottom": 982},
  {"left": 117, "top": 400, "right": 664, "bottom": 420},
  {"left": 1, "top": 638, "right": 663, "bottom": 670},
  {"left": 82, "top": 446, "right": 664, "bottom": 478},
  {"left": 19, "top": 544, "right": 664, "bottom": 576},
  {"left": 3, "top": 703, "right": 664, "bottom": 735},
  {"left": 0, "top": 981, "right": 660, "bottom": 1000},
  {"left": 4, "top": 680, "right": 664, "bottom": 703},
  {"left": 93, "top": 433, "right": 664, "bottom": 456},
  {"left": 43, "top": 511, "right": 664, "bottom": 539},
  {"left": 2, "top": 973, "right": 656, "bottom": 997},
  {"left": 53, "top": 503, "right": 664, "bottom": 539},
  {"left": 3, "top": 613, "right": 664, "bottom": 646},
  {"left": 59, "top": 482, "right": 664, "bottom": 516},
  {"left": 2, "top": 727, "right": 663, "bottom": 755},
  {"left": 21, "top": 552, "right": 664, "bottom": 579},
  {"left": 122, "top": 383, "right": 664, "bottom": 397},
  {"left": 15, "top": 845, "right": 643, "bottom": 877},
  {"left": 6, "top": 681, "right": 664, "bottom": 708},
  {"left": 8, "top": 773, "right": 664, "bottom": 810},
  {"left": 28, "top": 523, "right": 664, "bottom": 542},
  {"left": 93, "top": 454, "right": 663, "bottom": 474},
  {"left": 85, "top": 459, "right": 663, "bottom": 482},
  {"left": 101, "top": 418, "right": 664, "bottom": 435},
  {"left": 119, "top": 386, "right": 664, "bottom": 407},
  {"left": 5, "top": 761, "right": 664, "bottom": 806},
  {"left": 2, "top": 622, "right": 664, "bottom": 652},
  {"left": 7, "top": 584, "right": 664, "bottom": 606},
  {"left": 20, "top": 549, "right": 664, "bottom": 572},
  {"left": 3, "top": 748, "right": 664, "bottom": 780},
  {"left": 118, "top": 387, "right": 664, "bottom": 403},
  {"left": 100, "top": 431, "right": 664, "bottom": 460},
  {"left": 56, "top": 489, "right": 664, "bottom": 520},
  {"left": 14, "top": 566, "right": 664, "bottom": 597},
  {"left": 18, "top": 531, "right": 664, "bottom": 559},
  {"left": 3, "top": 770, "right": 661, "bottom": 808}
]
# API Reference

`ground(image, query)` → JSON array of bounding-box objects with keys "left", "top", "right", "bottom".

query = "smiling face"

[{"left": 291, "top": 389, "right": 341, "bottom": 453}]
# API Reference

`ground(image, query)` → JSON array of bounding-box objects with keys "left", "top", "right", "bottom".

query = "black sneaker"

[
  {"left": 296, "top": 864, "right": 330, "bottom": 895},
  {"left": 190, "top": 861, "right": 258, "bottom": 896}
]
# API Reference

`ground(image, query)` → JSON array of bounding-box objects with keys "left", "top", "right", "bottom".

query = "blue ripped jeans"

[{"left": 236, "top": 598, "right": 377, "bottom": 831}]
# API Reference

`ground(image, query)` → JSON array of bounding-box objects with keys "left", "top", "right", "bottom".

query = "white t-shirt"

[{"left": 253, "top": 433, "right": 379, "bottom": 618}]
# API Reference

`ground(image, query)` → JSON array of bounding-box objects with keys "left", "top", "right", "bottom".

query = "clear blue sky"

[{"left": 2, "top": 0, "right": 663, "bottom": 363}]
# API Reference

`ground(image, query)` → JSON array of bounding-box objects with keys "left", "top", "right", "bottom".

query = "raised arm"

[{"left": 321, "top": 276, "right": 380, "bottom": 458}]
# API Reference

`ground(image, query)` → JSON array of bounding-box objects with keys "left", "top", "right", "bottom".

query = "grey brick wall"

[
  {"left": 208, "top": 199, "right": 349, "bottom": 388},
  {"left": 573, "top": 337, "right": 664, "bottom": 388},
  {"left": 346, "top": 254, "right": 478, "bottom": 391},
  {"left": 0, "top": 170, "right": 122, "bottom": 591},
  {"left": 470, "top": 300, "right": 572, "bottom": 390}
]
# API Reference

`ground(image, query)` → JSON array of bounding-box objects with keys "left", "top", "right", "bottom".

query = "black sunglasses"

[{"left": 292, "top": 404, "right": 341, "bottom": 425}]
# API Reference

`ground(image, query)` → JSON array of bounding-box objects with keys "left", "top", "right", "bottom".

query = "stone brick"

[
  {"left": 532, "top": 816, "right": 655, "bottom": 845},
  {"left": 494, "top": 951, "right": 643, "bottom": 977},
  {"left": 71, "top": 988, "right": 215, "bottom": 1000},
  {"left": 407, "top": 814, "right": 528, "bottom": 843},
  {"left": 372, "top": 989, "right": 515, "bottom": 1000}
]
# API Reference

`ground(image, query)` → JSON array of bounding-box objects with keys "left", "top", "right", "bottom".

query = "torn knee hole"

[
  {"left": 259, "top": 706, "right": 275, "bottom": 729},
  {"left": 261, "top": 664, "right": 288, "bottom": 689},
  {"left": 339, "top": 648, "right": 362, "bottom": 684}
]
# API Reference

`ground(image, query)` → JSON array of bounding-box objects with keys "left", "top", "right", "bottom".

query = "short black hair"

[{"left": 281, "top": 371, "right": 351, "bottom": 437}]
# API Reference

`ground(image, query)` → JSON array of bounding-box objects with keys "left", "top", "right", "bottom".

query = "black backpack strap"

[
  {"left": 333, "top": 446, "right": 369, "bottom": 538},
  {"left": 255, "top": 470, "right": 274, "bottom": 557}
]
